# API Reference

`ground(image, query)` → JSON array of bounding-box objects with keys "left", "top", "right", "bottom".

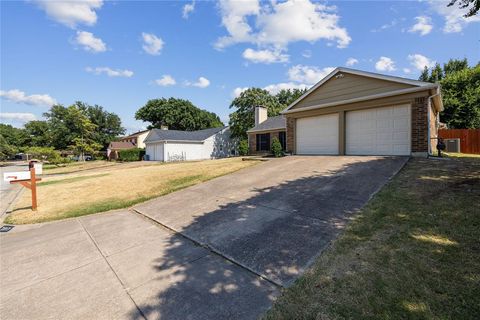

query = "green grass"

[
  {"left": 443, "top": 152, "right": 480, "bottom": 159},
  {"left": 37, "top": 174, "right": 109, "bottom": 186},
  {"left": 265, "top": 156, "right": 480, "bottom": 320}
]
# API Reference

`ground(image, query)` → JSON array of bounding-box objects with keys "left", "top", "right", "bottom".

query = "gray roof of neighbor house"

[
  {"left": 122, "top": 129, "right": 149, "bottom": 139},
  {"left": 247, "top": 115, "right": 286, "bottom": 133},
  {"left": 145, "top": 126, "right": 228, "bottom": 143}
]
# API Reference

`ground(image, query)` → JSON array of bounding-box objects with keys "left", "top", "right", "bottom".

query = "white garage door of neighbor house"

[
  {"left": 296, "top": 113, "right": 339, "bottom": 154},
  {"left": 147, "top": 143, "right": 164, "bottom": 161},
  {"left": 346, "top": 104, "right": 411, "bottom": 156}
]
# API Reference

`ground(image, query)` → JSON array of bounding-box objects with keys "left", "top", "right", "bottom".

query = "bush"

[
  {"left": 271, "top": 137, "right": 283, "bottom": 157},
  {"left": 118, "top": 148, "right": 145, "bottom": 161},
  {"left": 25, "top": 147, "right": 67, "bottom": 164},
  {"left": 238, "top": 139, "right": 249, "bottom": 156}
]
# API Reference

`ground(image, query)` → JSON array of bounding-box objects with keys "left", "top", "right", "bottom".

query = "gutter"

[{"left": 145, "top": 139, "right": 204, "bottom": 144}]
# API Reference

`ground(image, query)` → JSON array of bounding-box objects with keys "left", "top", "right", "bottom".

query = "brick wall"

[
  {"left": 411, "top": 97, "right": 429, "bottom": 153},
  {"left": 286, "top": 117, "right": 295, "bottom": 153},
  {"left": 429, "top": 104, "right": 438, "bottom": 154}
]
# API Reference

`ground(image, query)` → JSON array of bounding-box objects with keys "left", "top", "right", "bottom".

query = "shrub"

[
  {"left": 118, "top": 148, "right": 145, "bottom": 161},
  {"left": 25, "top": 147, "right": 67, "bottom": 164},
  {"left": 238, "top": 139, "right": 249, "bottom": 156},
  {"left": 271, "top": 137, "right": 283, "bottom": 157}
]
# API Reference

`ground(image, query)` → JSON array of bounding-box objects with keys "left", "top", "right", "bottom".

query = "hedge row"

[{"left": 118, "top": 148, "right": 145, "bottom": 161}]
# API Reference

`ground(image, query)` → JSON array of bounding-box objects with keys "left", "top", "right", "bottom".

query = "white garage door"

[
  {"left": 146, "top": 143, "right": 164, "bottom": 161},
  {"left": 296, "top": 113, "right": 339, "bottom": 154},
  {"left": 346, "top": 104, "right": 411, "bottom": 156}
]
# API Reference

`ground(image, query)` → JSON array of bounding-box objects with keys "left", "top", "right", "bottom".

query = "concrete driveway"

[{"left": 0, "top": 156, "right": 407, "bottom": 319}]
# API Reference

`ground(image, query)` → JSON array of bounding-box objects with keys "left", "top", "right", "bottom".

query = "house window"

[
  {"left": 279, "top": 131, "right": 286, "bottom": 150},
  {"left": 256, "top": 133, "right": 270, "bottom": 151}
]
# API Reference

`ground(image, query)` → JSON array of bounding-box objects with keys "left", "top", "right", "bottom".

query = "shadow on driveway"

[{"left": 130, "top": 156, "right": 407, "bottom": 319}]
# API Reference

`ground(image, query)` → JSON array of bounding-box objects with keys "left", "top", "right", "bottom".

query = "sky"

[{"left": 1, "top": 0, "right": 479, "bottom": 134}]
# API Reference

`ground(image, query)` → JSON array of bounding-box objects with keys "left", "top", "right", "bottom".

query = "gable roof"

[
  {"left": 122, "top": 129, "right": 149, "bottom": 139},
  {"left": 282, "top": 67, "right": 442, "bottom": 114},
  {"left": 145, "top": 126, "right": 228, "bottom": 143},
  {"left": 109, "top": 141, "right": 136, "bottom": 150},
  {"left": 247, "top": 115, "right": 286, "bottom": 133}
]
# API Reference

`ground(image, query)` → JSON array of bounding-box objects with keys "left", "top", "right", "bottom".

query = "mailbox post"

[{"left": 4, "top": 161, "right": 42, "bottom": 211}]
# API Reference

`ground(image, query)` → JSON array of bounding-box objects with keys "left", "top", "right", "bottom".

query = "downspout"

[{"left": 427, "top": 88, "right": 441, "bottom": 157}]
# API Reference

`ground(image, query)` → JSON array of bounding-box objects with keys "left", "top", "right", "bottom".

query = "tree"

[
  {"left": 430, "top": 63, "right": 444, "bottom": 83},
  {"left": 43, "top": 102, "right": 124, "bottom": 151},
  {"left": 229, "top": 88, "right": 282, "bottom": 139},
  {"left": 25, "top": 146, "right": 66, "bottom": 164},
  {"left": 24, "top": 121, "right": 51, "bottom": 147},
  {"left": 0, "top": 123, "right": 29, "bottom": 148},
  {"left": 135, "top": 98, "right": 223, "bottom": 131},
  {"left": 76, "top": 102, "right": 125, "bottom": 149},
  {"left": 0, "top": 135, "right": 17, "bottom": 160},
  {"left": 440, "top": 65, "right": 480, "bottom": 128},
  {"left": 228, "top": 87, "right": 308, "bottom": 139},
  {"left": 448, "top": 0, "right": 479, "bottom": 17},
  {"left": 275, "top": 88, "right": 307, "bottom": 107},
  {"left": 419, "top": 66, "right": 430, "bottom": 82},
  {"left": 443, "top": 58, "right": 469, "bottom": 76}
]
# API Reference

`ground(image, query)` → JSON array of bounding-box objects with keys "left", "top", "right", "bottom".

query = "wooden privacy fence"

[{"left": 438, "top": 129, "right": 480, "bottom": 154}]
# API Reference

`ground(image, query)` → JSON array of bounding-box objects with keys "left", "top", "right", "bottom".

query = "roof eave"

[
  {"left": 247, "top": 127, "right": 286, "bottom": 133},
  {"left": 282, "top": 85, "right": 438, "bottom": 115},
  {"left": 282, "top": 67, "right": 434, "bottom": 113}
]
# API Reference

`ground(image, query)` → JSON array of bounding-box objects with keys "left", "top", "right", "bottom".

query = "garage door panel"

[
  {"left": 296, "top": 114, "right": 339, "bottom": 155},
  {"left": 346, "top": 105, "right": 411, "bottom": 156}
]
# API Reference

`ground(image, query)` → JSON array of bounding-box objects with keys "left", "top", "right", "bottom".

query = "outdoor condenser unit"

[{"left": 444, "top": 138, "right": 461, "bottom": 153}]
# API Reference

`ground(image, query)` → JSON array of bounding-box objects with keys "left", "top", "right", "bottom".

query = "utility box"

[{"left": 444, "top": 138, "right": 461, "bottom": 153}]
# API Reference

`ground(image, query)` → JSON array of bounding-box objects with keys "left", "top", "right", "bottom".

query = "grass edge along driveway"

[
  {"left": 5, "top": 158, "right": 259, "bottom": 225},
  {"left": 265, "top": 156, "right": 480, "bottom": 320}
]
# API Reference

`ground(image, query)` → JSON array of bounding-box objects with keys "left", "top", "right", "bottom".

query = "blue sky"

[{"left": 1, "top": 0, "right": 479, "bottom": 133}]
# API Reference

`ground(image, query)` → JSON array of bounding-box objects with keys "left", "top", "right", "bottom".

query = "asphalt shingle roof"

[
  {"left": 247, "top": 115, "right": 286, "bottom": 133},
  {"left": 145, "top": 126, "right": 228, "bottom": 143},
  {"left": 109, "top": 141, "right": 136, "bottom": 149}
]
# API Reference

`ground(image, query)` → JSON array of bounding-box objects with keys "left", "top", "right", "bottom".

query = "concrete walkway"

[
  {"left": 0, "top": 211, "right": 278, "bottom": 319},
  {"left": 0, "top": 156, "right": 407, "bottom": 319}
]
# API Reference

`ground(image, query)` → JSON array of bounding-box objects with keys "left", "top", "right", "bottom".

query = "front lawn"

[
  {"left": 5, "top": 158, "right": 259, "bottom": 224},
  {"left": 265, "top": 156, "right": 480, "bottom": 319}
]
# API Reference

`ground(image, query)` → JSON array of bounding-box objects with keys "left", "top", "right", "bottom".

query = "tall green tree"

[
  {"left": 24, "top": 121, "right": 51, "bottom": 147},
  {"left": 228, "top": 87, "right": 308, "bottom": 139},
  {"left": 228, "top": 88, "right": 282, "bottom": 139},
  {"left": 0, "top": 123, "right": 29, "bottom": 147},
  {"left": 43, "top": 102, "right": 124, "bottom": 150},
  {"left": 135, "top": 98, "right": 223, "bottom": 131},
  {"left": 418, "top": 58, "right": 479, "bottom": 128},
  {"left": 76, "top": 102, "right": 125, "bottom": 148},
  {"left": 440, "top": 65, "right": 480, "bottom": 128}
]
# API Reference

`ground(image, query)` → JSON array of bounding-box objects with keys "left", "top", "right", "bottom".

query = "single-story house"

[
  {"left": 247, "top": 67, "right": 443, "bottom": 157},
  {"left": 247, "top": 109, "right": 287, "bottom": 155},
  {"left": 119, "top": 129, "right": 150, "bottom": 148},
  {"left": 144, "top": 126, "right": 235, "bottom": 161},
  {"left": 107, "top": 141, "right": 136, "bottom": 160}
]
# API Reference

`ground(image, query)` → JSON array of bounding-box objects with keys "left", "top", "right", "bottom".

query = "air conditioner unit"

[{"left": 444, "top": 138, "right": 461, "bottom": 153}]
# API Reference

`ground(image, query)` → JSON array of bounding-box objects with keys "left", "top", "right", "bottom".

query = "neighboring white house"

[
  {"left": 120, "top": 130, "right": 150, "bottom": 149},
  {"left": 144, "top": 126, "right": 236, "bottom": 161}
]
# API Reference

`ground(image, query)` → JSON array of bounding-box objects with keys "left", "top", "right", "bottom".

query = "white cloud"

[
  {"left": 75, "top": 31, "right": 106, "bottom": 52},
  {"left": 403, "top": 68, "right": 412, "bottom": 74},
  {"left": 0, "top": 112, "right": 37, "bottom": 123},
  {"left": 263, "top": 82, "right": 309, "bottom": 95},
  {"left": 345, "top": 57, "right": 358, "bottom": 67},
  {"left": 155, "top": 75, "right": 176, "bottom": 86},
  {"left": 187, "top": 77, "right": 210, "bottom": 88},
  {"left": 371, "top": 19, "right": 398, "bottom": 33},
  {"left": 408, "top": 54, "right": 435, "bottom": 70},
  {"left": 0, "top": 89, "right": 57, "bottom": 106},
  {"left": 86, "top": 67, "right": 133, "bottom": 77},
  {"left": 287, "top": 65, "right": 335, "bottom": 85},
  {"left": 375, "top": 56, "right": 396, "bottom": 72},
  {"left": 242, "top": 48, "right": 288, "bottom": 64},
  {"left": 216, "top": 0, "right": 351, "bottom": 51},
  {"left": 33, "top": 0, "right": 103, "bottom": 28},
  {"left": 232, "top": 87, "right": 249, "bottom": 98},
  {"left": 183, "top": 1, "right": 195, "bottom": 19},
  {"left": 409, "top": 16, "right": 433, "bottom": 36},
  {"left": 141, "top": 32, "right": 164, "bottom": 55},
  {"left": 429, "top": 0, "right": 480, "bottom": 33}
]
